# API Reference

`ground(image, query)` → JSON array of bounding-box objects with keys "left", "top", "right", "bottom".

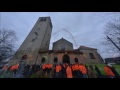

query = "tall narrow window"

[
  {"left": 74, "top": 58, "right": 78, "bottom": 63},
  {"left": 54, "top": 57, "right": 58, "bottom": 63},
  {"left": 41, "top": 57, "right": 45, "bottom": 63},
  {"left": 89, "top": 53, "right": 95, "bottom": 59},
  {"left": 34, "top": 32, "right": 38, "bottom": 35}
]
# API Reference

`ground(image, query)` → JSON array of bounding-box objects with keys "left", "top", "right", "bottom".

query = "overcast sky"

[{"left": 0, "top": 12, "right": 119, "bottom": 59}]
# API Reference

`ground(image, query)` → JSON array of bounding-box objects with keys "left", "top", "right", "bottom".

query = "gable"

[{"left": 53, "top": 38, "right": 73, "bottom": 45}]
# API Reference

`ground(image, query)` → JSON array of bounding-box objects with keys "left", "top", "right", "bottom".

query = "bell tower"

[{"left": 9, "top": 17, "right": 53, "bottom": 65}]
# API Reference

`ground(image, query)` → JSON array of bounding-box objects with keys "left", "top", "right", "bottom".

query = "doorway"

[{"left": 62, "top": 54, "right": 70, "bottom": 64}]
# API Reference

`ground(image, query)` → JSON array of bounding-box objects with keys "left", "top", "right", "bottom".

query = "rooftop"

[{"left": 79, "top": 46, "right": 97, "bottom": 50}]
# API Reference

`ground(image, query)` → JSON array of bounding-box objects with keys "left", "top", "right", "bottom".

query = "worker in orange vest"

[
  {"left": 47, "top": 63, "right": 52, "bottom": 75},
  {"left": 11, "top": 64, "right": 19, "bottom": 74},
  {"left": 78, "top": 64, "right": 88, "bottom": 78},
  {"left": 15, "top": 64, "right": 19, "bottom": 74},
  {"left": 66, "top": 63, "right": 73, "bottom": 78},
  {"left": 10, "top": 65, "right": 15, "bottom": 71},
  {"left": 104, "top": 64, "right": 115, "bottom": 78},
  {"left": 10, "top": 65, "right": 16, "bottom": 74},
  {"left": 55, "top": 64, "right": 61, "bottom": 78},
  {"left": 74, "top": 62, "right": 81, "bottom": 78}
]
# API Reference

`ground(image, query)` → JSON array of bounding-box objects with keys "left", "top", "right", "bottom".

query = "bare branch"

[
  {"left": 0, "top": 28, "right": 17, "bottom": 62},
  {"left": 101, "top": 13, "right": 120, "bottom": 55}
]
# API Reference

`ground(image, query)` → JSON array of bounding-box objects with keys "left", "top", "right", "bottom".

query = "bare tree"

[
  {"left": 89, "top": 12, "right": 120, "bottom": 57},
  {"left": 0, "top": 28, "right": 17, "bottom": 62},
  {"left": 102, "top": 13, "right": 120, "bottom": 56}
]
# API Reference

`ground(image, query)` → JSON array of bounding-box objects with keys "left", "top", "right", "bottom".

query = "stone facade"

[
  {"left": 52, "top": 37, "right": 73, "bottom": 50},
  {"left": 24, "top": 50, "right": 85, "bottom": 65},
  {"left": 17, "top": 48, "right": 103, "bottom": 65},
  {"left": 9, "top": 47, "right": 103, "bottom": 66}
]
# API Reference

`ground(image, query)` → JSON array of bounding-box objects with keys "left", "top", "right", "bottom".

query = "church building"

[{"left": 9, "top": 17, "right": 104, "bottom": 66}]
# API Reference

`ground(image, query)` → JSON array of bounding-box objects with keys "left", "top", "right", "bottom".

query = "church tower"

[{"left": 9, "top": 17, "right": 53, "bottom": 65}]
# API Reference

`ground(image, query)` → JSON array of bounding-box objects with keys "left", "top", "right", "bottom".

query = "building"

[
  {"left": 32, "top": 45, "right": 103, "bottom": 65},
  {"left": 9, "top": 17, "right": 53, "bottom": 65},
  {"left": 78, "top": 46, "right": 104, "bottom": 64},
  {"left": 52, "top": 37, "right": 73, "bottom": 50},
  {"left": 105, "top": 57, "right": 120, "bottom": 64},
  {"left": 9, "top": 16, "right": 104, "bottom": 66}
]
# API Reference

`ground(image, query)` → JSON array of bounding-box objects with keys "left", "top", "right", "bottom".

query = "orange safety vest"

[
  {"left": 104, "top": 66, "right": 115, "bottom": 77},
  {"left": 59, "top": 65, "right": 62, "bottom": 71},
  {"left": 45, "top": 64, "right": 48, "bottom": 68},
  {"left": 66, "top": 66, "right": 73, "bottom": 78},
  {"left": 48, "top": 64, "right": 52, "bottom": 69},
  {"left": 78, "top": 64, "right": 87, "bottom": 74},
  {"left": 56, "top": 65, "right": 60, "bottom": 73},
  {"left": 14, "top": 64, "right": 19, "bottom": 70},
  {"left": 74, "top": 64, "right": 79, "bottom": 70},
  {"left": 10, "top": 66, "right": 15, "bottom": 71},
  {"left": 42, "top": 64, "right": 46, "bottom": 69},
  {"left": 72, "top": 64, "right": 75, "bottom": 71}
]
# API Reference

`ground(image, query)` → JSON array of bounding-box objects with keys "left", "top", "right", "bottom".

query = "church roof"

[
  {"left": 79, "top": 46, "right": 97, "bottom": 50},
  {"left": 53, "top": 37, "right": 73, "bottom": 45}
]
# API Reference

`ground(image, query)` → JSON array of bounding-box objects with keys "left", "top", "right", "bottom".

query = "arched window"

[
  {"left": 74, "top": 58, "right": 78, "bottom": 63},
  {"left": 21, "top": 54, "right": 27, "bottom": 60},
  {"left": 89, "top": 53, "right": 95, "bottom": 59},
  {"left": 63, "top": 54, "right": 70, "bottom": 64},
  {"left": 41, "top": 57, "right": 45, "bottom": 63},
  {"left": 54, "top": 57, "right": 58, "bottom": 63}
]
